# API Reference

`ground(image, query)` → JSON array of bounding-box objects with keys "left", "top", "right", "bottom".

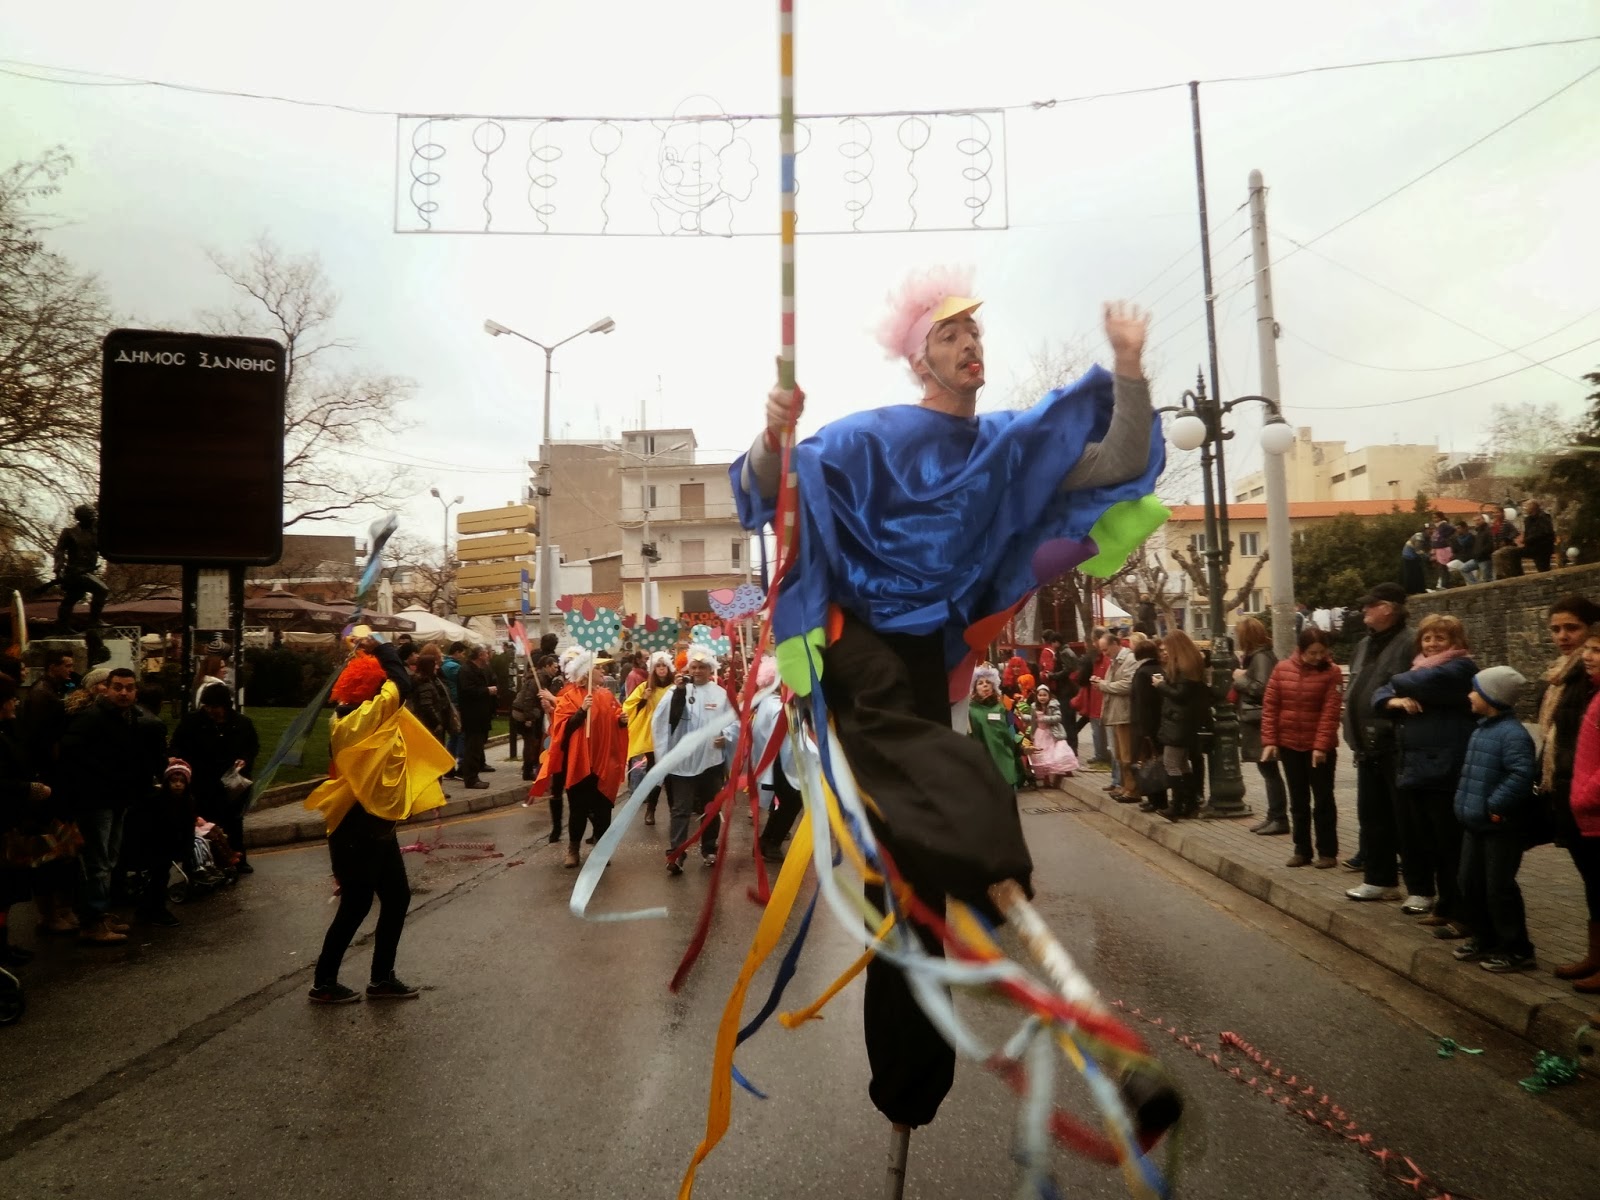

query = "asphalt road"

[{"left": 3, "top": 790, "right": 1598, "bottom": 1200}]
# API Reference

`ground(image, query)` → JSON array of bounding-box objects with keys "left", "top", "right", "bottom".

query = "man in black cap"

[{"left": 1341, "top": 582, "right": 1413, "bottom": 899}]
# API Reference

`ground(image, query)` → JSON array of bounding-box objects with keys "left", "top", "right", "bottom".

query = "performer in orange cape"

[
  {"left": 303, "top": 632, "right": 454, "bottom": 1005},
  {"left": 531, "top": 647, "right": 628, "bottom": 869}
]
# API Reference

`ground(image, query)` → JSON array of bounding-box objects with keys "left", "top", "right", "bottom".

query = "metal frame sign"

[{"left": 99, "top": 329, "right": 286, "bottom": 565}]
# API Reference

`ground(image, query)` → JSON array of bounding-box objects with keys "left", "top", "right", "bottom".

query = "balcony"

[{"left": 618, "top": 501, "right": 739, "bottom": 524}]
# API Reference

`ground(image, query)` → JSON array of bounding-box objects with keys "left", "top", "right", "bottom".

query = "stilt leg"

[{"left": 885, "top": 1123, "right": 910, "bottom": 1200}]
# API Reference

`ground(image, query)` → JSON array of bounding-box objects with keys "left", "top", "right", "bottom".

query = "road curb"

[
  {"left": 1057, "top": 775, "right": 1599, "bottom": 1064},
  {"left": 243, "top": 767, "right": 531, "bottom": 850}
]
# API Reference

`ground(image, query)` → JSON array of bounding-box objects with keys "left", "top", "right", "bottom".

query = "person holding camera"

[{"left": 652, "top": 645, "right": 736, "bottom": 874}]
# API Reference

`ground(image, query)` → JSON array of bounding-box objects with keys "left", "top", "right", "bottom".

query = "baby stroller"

[
  {"left": 0, "top": 964, "right": 21, "bottom": 1026},
  {"left": 167, "top": 823, "right": 236, "bottom": 905}
]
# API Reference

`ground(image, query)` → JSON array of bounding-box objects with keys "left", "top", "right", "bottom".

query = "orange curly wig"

[{"left": 331, "top": 653, "right": 389, "bottom": 707}]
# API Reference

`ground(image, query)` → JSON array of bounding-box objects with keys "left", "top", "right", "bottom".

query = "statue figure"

[{"left": 52, "top": 505, "right": 109, "bottom": 632}]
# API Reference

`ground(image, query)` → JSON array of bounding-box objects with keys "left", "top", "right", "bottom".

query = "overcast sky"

[{"left": 5, "top": 1, "right": 1598, "bottom": 548}]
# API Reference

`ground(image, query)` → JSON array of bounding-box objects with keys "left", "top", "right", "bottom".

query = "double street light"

[
  {"left": 429, "top": 487, "right": 463, "bottom": 617},
  {"left": 1160, "top": 374, "right": 1295, "bottom": 817},
  {"left": 483, "top": 315, "right": 617, "bottom": 636}
]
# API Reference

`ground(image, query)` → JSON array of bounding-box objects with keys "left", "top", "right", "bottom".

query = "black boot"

[{"left": 1162, "top": 776, "right": 1197, "bottom": 822}]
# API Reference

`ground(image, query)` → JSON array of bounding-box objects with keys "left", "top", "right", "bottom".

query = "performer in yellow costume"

[{"left": 304, "top": 635, "right": 453, "bottom": 1005}]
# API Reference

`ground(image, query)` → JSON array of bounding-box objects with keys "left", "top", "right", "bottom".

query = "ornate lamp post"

[{"left": 1160, "top": 373, "right": 1296, "bottom": 817}]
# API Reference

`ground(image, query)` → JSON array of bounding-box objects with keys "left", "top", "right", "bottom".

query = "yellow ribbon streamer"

[
  {"left": 678, "top": 809, "right": 814, "bottom": 1199},
  {"left": 778, "top": 912, "right": 895, "bottom": 1028}
]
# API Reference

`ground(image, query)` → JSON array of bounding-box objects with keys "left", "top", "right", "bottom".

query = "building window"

[
  {"left": 1239, "top": 532, "right": 1260, "bottom": 557},
  {"left": 1249, "top": 487, "right": 1264, "bottom": 499},
  {"left": 1349, "top": 465, "right": 1366, "bottom": 477},
  {"left": 1331, "top": 472, "right": 1346, "bottom": 484},
  {"left": 680, "top": 482, "right": 706, "bottom": 520},
  {"left": 1188, "top": 533, "right": 1209, "bottom": 553},
  {"left": 1246, "top": 589, "right": 1264, "bottom": 611},
  {"left": 682, "top": 539, "right": 705, "bottom": 574},
  {"left": 731, "top": 540, "right": 741, "bottom": 569},
  {"left": 644, "top": 435, "right": 656, "bottom": 455},
  {"left": 682, "top": 588, "right": 709, "bottom": 612},
  {"left": 642, "top": 484, "right": 656, "bottom": 509}
]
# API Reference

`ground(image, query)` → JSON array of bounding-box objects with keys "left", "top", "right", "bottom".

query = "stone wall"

[{"left": 1408, "top": 562, "right": 1600, "bottom": 718}]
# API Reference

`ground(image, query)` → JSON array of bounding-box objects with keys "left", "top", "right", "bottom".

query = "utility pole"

[
  {"left": 640, "top": 388, "right": 653, "bottom": 618},
  {"left": 1249, "top": 169, "right": 1297, "bottom": 659},
  {"left": 1188, "top": 81, "right": 1230, "bottom": 570}
]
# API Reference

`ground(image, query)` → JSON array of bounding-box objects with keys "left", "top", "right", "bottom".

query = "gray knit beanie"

[{"left": 1473, "top": 665, "right": 1526, "bottom": 711}]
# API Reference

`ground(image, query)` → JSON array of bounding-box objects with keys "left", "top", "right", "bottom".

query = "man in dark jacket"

[
  {"left": 170, "top": 683, "right": 261, "bottom": 874},
  {"left": 20, "top": 649, "right": 76, "bottom": 787},
  {"left": 456, "top": 645, "right": 498, "bottom": 790},
  {"left": 1520, "top": 500, "right": 1556, "bottom": 573},
  {"left": 1342, "top": 582, "right": 1414, "bottom": 899},
  {"left": 1469, "top": 514, "right": 1496, "bottom": 582},
  {"left": 61, "top": 668, "right": 166, "bottom": 943}
]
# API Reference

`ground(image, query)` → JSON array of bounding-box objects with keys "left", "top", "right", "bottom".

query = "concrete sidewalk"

[
  {"left": 242, "top": 748, "right": 533, "bottom": 849},
  {"left": 1056, "top": 765, "right": 1599, "bottom": 1063}
]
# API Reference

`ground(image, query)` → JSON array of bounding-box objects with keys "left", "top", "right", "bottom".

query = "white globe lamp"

[
  {"left": 1168, "top": 411, "right": 1207, "bottom": 452},
  {"left": 1259, "top": 416, "right": 1295, "bottom": 457}
]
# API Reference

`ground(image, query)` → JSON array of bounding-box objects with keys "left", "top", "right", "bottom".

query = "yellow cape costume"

[{"left": 304, "top": 679, "right": 454, "bottom": 833}]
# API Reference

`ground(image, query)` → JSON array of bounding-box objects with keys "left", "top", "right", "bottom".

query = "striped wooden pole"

[{"left": 776, "top": 0, "right": 799, "bottom": 560}]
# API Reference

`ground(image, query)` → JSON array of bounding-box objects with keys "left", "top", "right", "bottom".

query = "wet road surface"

[{"left": 4, "top": 794, "right": 1598, "bottom": 1199}]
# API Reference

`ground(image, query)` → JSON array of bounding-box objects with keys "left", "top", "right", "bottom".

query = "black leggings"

[
  {"left": 316, "top": 815, "right": 411, "bottom": 986},
  {"left": 567, "top": 776, "right": 612, "bottom": 850},
  {"left": 1569, "top": 834, "right": 1600, "bottom": 922},
  {"left": 1396, "top": 782, "right": 1463, "bottom": 918},
  {"left": 759, "top": 764, "right": 803, "bottom": 852}
]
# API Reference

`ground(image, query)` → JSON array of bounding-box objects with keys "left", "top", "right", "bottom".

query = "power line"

[
  {"left": 2, "top": 35, "right": 1596, "bottom": 119},
  {"left": 1274, "top": 59, "right": 1600, "bottom": 261},
  {"left": 1285, "top": 333, "right": 1600, "bottom": 411},
  {"left": 1282, "top": 304, "right": 1600, "bottom": 373},
  {"left": 1280, "top": 236, "right": 1587, "bottom": 385}
]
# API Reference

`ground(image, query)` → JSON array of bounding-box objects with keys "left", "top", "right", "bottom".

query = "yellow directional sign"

[
  {"left": 457, "top": 531, "right": 538, "bottom": 562},
  {"left": 456, "top": 587, "right": 528, "bottom": 617},
  {"left": 457, "top": 559, "right": 535, "bottom": 590},
  {"left": 457, "top": 504, "right": 537, "bottom": 537}
]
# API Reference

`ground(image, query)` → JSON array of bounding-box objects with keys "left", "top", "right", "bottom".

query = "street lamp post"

[
  {"left": 429, "top": 487, "right": 464, "bottom": 617},
  {"left": 617, "top": 441, "right": 687, "bottom": 618},
  {"left": 484, "top": 315, "right": 616, "bottom": 637},
  {"left": 1161, "top": 374, "right": 1296, "bottom": 817}
]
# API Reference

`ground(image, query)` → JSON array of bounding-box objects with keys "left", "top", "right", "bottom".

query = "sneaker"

[
  {"left": 309, "top": 982, "right": 361, "bottom": 1004},
  {"left": 481, "top": 765, "right": 497, "bottom": 774},
  {"left": 1480, "top": 952, "right": 1536, "bottom": 974},
  {"left": 667, "top": 858, "right": 684, "bottom": 876},
  {"left": 1345, "top": 884, "right": 1403, "bottom": 902},
  {"left": 1253, "top": 819, "right": 1290, "bottom": 836},
  {"left": 1400, "top": 895, "right": 1434, "bottom": 915},
  {"left": 367, "top": 976, "right": 421, "bottom": 999},
  {"left": 1285, "top": 854, "right": 1312, "bottom": 868},
  {"left": 702, "top": 853, "right": 717, "bottom": 868},
  {"left": 548, "top": 828, "right": 563, "bottom": 845},
  {"left": 235, "top": 859, "right": 255, "bottom": 876},
  {"left": 760, "top": 844, "right": 786, "bottom": 865},
  {"left": 1313, "top": 857, "right": 1339, "bottom": 869},
  {"left": 1341, "top": 855, "right": 1364, "bottom": 872},
  {"left": 1433, "top": 922, "right": 1469, "bottom": 941},
  {"left": 1452, "top": 940, "right": 1490, "bottom": 962},
  {"left": 563, "top": 847, "right": 580, "bottom": 869},
  {"left": 463, "top": 780, "right": 490, "bottom": 790}
]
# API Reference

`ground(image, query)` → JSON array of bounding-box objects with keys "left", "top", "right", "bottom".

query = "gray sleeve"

[
  {"left": 741, "top": 434, "right": 782, "bottom": 503},
  {"left": 1059, "top": 375, "right": 1154, "bottom": 492}
]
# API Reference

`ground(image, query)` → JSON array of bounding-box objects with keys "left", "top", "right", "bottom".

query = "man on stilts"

[{"left": 731, "top": 269, "right": 1166, "bottom": 1171}]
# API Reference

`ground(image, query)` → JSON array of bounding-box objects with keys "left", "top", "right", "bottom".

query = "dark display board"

[{"left": 99, "top": 330, "right": 286, "bottom": 565}]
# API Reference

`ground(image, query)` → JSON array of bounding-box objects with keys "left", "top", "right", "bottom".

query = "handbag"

[{"left": 1132, "top": 758, "right": 1171, "bottom": 797}]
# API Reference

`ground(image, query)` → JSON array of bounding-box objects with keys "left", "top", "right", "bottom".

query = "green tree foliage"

[
  {"left": 1290, "top": 503, "right": 1430, "bottom": 610},
  {"left": 1539, "top": 368, "right": 1600, "bottom": 564}
]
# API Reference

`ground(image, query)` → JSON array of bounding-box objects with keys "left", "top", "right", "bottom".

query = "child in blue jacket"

[{"left": 1451, "top": 666, "right": 1537, "bottom": 973}]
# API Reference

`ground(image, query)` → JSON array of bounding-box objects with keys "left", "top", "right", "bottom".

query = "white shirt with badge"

[{"left": 652, "top": 678, "right": 737, "bottom": 777}]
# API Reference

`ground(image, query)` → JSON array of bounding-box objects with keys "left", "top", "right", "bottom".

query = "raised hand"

[
  {"left": 1103, "top": 301, "right": 1150, "bottom": 377},
  {"left": 766, "top": 356, "right": 806, "bottom": 443}
]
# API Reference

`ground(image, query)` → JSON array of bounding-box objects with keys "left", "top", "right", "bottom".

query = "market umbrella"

[
  {"left": 320, "top": 601, "right": 416, "bottom": 634},
  {"left": 244, "top": 589, "right": 351, "bottom": 631}
]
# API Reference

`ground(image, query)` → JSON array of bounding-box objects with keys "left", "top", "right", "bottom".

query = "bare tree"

[
  {"left": 1168, "top": 545, "right": 1270, "bottom": 617},
  {"left": 1435, "top": 400, "right": 1584, "bottom": 509},
  {"left": 0, "top": 149, "right": 111, "bottom": 554},
  {"left": 383, "top": 532, "right": 456, "bottom": 615},
  {"left": 203, "top": 236, "right": 417, "bottom": 526}
]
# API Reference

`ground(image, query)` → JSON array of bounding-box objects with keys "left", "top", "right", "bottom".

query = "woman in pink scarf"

[{"left": 1371, "top": 615, "right": 1479, "bottom": 930}]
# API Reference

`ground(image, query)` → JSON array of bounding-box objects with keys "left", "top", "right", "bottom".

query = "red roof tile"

[{"left": 1165, "top": 497, "right": 1483, "bottom": 522}]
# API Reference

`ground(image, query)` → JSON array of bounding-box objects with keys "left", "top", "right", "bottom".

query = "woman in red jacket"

[
  {"left": 1562, "top": 625, "right": 1600, "bottom": 1017},
  {"left": 1261, "top": 627, "right": 1344, "bottom": 868}
]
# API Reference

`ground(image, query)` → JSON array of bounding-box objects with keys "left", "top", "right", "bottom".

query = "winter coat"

[
  {"left": 1538, "top": 654, "right": 1600, "bottom": 843},
  {"left": 0, "top": 719, "right": 45, "bottom": 834},
  {"left": 19, "top": 676, "right": 72, "bottom": 786},
  {"left": 1260, "top": 654, "right": 1343, "bottom": 754},
  {"left": 622, "top": 679, "right": 673, "bottom": 759},
  {"left": 1342, "top": 621, "right": 1412, "bottom": 761},
  {"left": 1071, "top": 653, "right": 1106, "bottom": 721},
  {"left": 1154, "top": 675, "right": 1210, "bottom": 752},
  {"left": 969, "top": 693, "right": 1021, "bottom": 788},
  {"left": 1569, "top": 690, "right": 1600, "bottom": 839},
  {"left": 1130, "top": 660, "right": 1163, "bottom": 750},
  {"left": 1453, "top": 714, "right": 1536, "bottom": 834},
  {"left": 1371, "top": 654, "right": 1479, "bottom": 791},
  {"left": 1099, "top": 648, "right": 1137, "bottom": 726},
  {"left": 456, "top": 660, "right": 498, "bottom": 729},
  {"left": 169, "top": 709, "right": 261, "bottom": 812},
  {"left": 1523, "top": 509, "right": 1555, "bottom": 552},
  {"left": 405, "top": 676, "right": 459, "bottom": 746},
  {"left": 1031, "top": 698, "right": 1067, "bottom": 739},
  {"left": 441, "top": 655, "right": 462, "bottom": 705},
  {"left": 60, "top": 698, "right": 167, "bottom": 812},
  {"left": 1469, "top": 525, "right": 1494, "bottom": 562},
  {"left": 1235, "top": 646, "right": 1277, "bottom": 760}
]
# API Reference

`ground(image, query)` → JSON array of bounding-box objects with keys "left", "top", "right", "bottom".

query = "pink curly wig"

[
  {"left": 754, "top": 654, "right": 778, "bottom": 690},
  {"left": 874, "top": 265, "right": 980, "bottom": 367}
]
